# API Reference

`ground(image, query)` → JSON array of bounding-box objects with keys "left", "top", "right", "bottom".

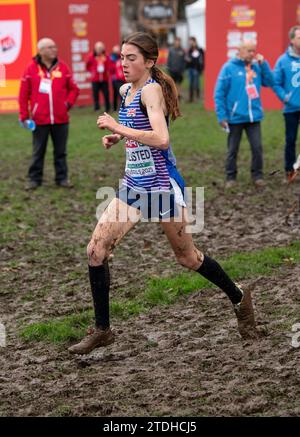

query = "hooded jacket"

[
  {"left": 214, "top": 57, "right": 274, "bottom": 124},
  {"left": 19, "top": 55, "right": 79, "bottom": 125},
  {"left": 273, "top": 46, "right": 300, "bottom": 113}
]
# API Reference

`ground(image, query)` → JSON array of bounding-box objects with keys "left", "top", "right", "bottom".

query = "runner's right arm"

[
  {"left": 102, "top": 84, "right": 129, "bottom": 149},
  {"left": 102, "top": 134, "right": 123, "bottom": 149},
  {"left": 97, "top": 83, "right": 169, "bottom": 150}
]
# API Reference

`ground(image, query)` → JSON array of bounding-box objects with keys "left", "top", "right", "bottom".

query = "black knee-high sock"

[
  {"left": 197, "top": 255, "right": 243, "bottom": 304},
  {"left": 88, "top": 261, "right": 110, "bottom": 329}
]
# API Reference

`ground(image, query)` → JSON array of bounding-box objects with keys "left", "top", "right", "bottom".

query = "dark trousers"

[
  {"left": 188, "top": 68, "right": 201, "bottom": 101},
  {"left": 284, "top": 111, "right": 300, "bottom": 172},
  {"left": 112, "top": 79, "right": 125, "bottom": 111},
  {"left": 28, "top": 123, "right": 69, "bottom": 184},
  {"left": 226, "top": 122, "right": 263, "bottom": 181},
  {"left": 92, "top": 81, "right": 110, "bottom": 112}
]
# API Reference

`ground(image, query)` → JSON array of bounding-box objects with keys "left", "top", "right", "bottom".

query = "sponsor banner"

[
  {"left": 35, "top": 0, "right": 120, "bottom": 106},
  {"left": 0, "top": 0, "right": 37, "bottom": 113},
  {"left": 0, "top": 0, "right": 120, "bottom": 113}
]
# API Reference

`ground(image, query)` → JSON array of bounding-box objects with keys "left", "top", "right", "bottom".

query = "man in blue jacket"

[
  {"left": 273, "top": 26, "right": 300, "bottom": 183},
  {"left": 214, "top": 40, "right": 274, "bottom": 189}
]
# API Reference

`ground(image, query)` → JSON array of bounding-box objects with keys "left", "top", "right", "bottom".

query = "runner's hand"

[
  {"left": 102, "top": 134, "right": 121, "bottom": 149},
  {"left": 97, "top": 112, "right": 118, "bottom": 132}
]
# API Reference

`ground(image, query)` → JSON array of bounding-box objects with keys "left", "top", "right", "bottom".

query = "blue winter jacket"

[
  {"left": 273, "top": 46, "right": 300, "bottom": 113},
  {"left": 214, "top": 57, "right": 274, "bottom": 124}
]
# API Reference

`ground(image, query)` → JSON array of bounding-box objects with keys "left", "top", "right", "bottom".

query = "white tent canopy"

[{"left": 185, "top": 0, "right": 206, "bottom": 48}]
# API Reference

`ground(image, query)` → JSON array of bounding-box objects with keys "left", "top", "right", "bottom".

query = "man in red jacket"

[
  {"left": 19, "top": 37, "right": 79, "bottom": 190},
  {"left": 86, "top": 41, "right": 111, "bottom": 112}
]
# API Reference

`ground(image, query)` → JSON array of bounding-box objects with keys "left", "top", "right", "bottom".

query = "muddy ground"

[{"left": 1, "top": 174, "right": 300, "bottom": 417}]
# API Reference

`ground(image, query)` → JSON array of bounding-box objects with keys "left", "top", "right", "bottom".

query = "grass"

[
  {"left": 1, "top": 94, "right": 299, "bottom": 344},
  {"left": 19, "top": 241, "right": 300, "bottom": 343},
  {"left": 144, "top": 240, "right": 300, "bottom": 301},
  {"left": 20, "top": 311, "right": 93, "bottom": 343},
  {"left": 20, "top": 300, "right": 146, "bottom": 343},
  {"left": 0, "top": 101, "right": 287, "bottom": 243}
]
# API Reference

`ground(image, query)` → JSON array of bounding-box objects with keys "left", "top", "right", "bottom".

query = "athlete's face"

[{"left": 121, "top": 43, "right": 154, "bottom": 82}]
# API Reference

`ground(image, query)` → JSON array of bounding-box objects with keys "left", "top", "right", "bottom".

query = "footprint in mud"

[{"left": 74, "top": 346, "right": 142, "bottom": 367}]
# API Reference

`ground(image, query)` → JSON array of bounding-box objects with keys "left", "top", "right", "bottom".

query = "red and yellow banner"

[
  {"left": 0, "top": 0, "right": 37, "bottom": 113},
  {"left": 0, "top": 0, "right": 120, "bottom": 112}
]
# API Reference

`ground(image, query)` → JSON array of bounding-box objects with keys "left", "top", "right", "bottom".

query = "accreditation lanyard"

[
  {"left": 245, "top": 64, "right": 259, "bottom": 100},
  {"left": 96, "top": 55, "right": 106, "bottom": 81},
  {"left": 38, "top": 65, "right": 52, "bottom": 94}
]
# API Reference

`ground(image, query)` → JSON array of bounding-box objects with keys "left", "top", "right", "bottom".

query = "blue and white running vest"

[{"left": 118, "top": 78, "right": 185, "bottom": 197}]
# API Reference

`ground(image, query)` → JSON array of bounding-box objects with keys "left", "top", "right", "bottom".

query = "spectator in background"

[
  {"left": 185, "top": 37, "right": 204, "bottom": 102},
  {"left": 86, "top": 42, "right": 111, "bottom": 112},
  {"left": 214, "top": 40, "right": 274, "bottom": 189},
  {"left": 19, "top": 37, "right": 79, "bottom": 190},
  {"left": 273, "top": 26, "right": 300, "bottom": 183},
  {"left": 167, "top": 37, "right": 185, "bottom": 99},
  {"left": 110, "top": 45, "right": 125, "bottom": 112}
]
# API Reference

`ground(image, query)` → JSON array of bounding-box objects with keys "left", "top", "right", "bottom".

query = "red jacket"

[
  {"left": 19, "top": 56, "right": 79, "bottom": 125},
  {"left": 86, "top": 52, "right": 111, "bottom": 82}
]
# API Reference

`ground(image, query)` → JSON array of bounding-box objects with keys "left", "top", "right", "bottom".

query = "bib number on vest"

[{"left": 125, "top": 144, "right": 156, "bottom": 177}]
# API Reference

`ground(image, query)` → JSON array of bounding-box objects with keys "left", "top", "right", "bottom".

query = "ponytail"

[{"left": 151, "top": 66, "right": 181, "bottom": 121}]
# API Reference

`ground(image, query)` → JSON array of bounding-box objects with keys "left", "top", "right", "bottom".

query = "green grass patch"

[
  {"left": 144, "top": 241, "right": 300, "bottom": 300},
  {"left": 19, "top": 241, "right": 300, "bottom": 343},
  {"left": 20, "top": 311, "right": 93, "bottom": 343},
  {"left": 110, "top": 299, "right": 146, "bottom": 319},
  {"left": 0, "top": 103, "right": 287, "bottom": 244}
]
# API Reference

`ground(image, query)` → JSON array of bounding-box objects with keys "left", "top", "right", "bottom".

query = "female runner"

[{"left": 68, "top": 33, "right": 258, "bottom": 355}]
